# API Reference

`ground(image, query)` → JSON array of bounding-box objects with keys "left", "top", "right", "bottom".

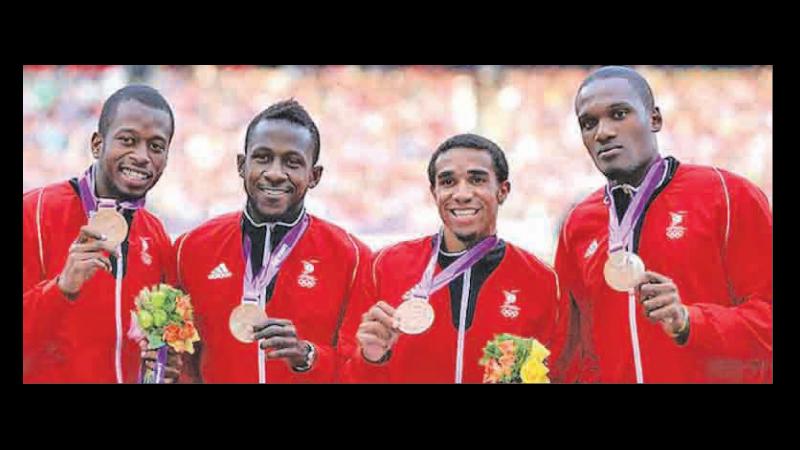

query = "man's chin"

[
  {"left": 600, "top": 164, "right": 633, "bottom": 183},
  {"left": 454, "top": 232, "right": 477, "bottom": 242}
]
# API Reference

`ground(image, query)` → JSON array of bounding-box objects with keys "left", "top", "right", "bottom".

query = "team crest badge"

[
  {"left": 297, "top": 259, "right": 319, "bottom": 288},
  {"left": 500, "top": 290, "right": 521, "bottom": 319},
  {"left": 666, "top": 212, "right": 687, "bottom": 240}
]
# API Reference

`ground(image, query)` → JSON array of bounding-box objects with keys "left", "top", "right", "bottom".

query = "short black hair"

[
  {"left": 577, "top": 65, "right": 655, "bottom": 111},
  {"left": 98, "top": 85, "right": 175, "bottom": 141},
  {"left": 427, "top": 133, "right": 509, "bottom": 186},
  {"left": 244, "top": 99, "right": 321, "bottom": 164}
]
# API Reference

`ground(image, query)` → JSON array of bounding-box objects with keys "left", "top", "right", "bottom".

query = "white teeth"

[
  {"left": 452, "top": 209, "right": 478, "bottom": 217},
  {"left": 122, "top": 168, "right": 148, "bottom": 180},
  {"left": 260, "top": 187, "right": 289, "bottom": 194}
]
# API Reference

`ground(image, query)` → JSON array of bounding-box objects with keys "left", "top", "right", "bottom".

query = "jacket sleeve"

[
  {"left": 336, "top": 246, "right": 393, "bottom": 383},
  {"left": 289, "top": 234, "right": 374, "bottom": 383},
  {"left": 552, "top": 215, "right": 601, "bottom": 383},
  {"left": 22, "top": 188, "right": 76, "bottom": 377},
  {"left": 155, "top": 220, "right": 177, "bottom": 286},
  {"left": 682, "top": 171, "right": 772, "bottom": 368},
  {"left": 171, "top": 232, "right": 203, "bottom": 383}
]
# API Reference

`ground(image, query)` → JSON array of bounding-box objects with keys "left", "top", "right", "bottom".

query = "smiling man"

[
  {"left": 555, "top": 66, "right": 772, "bottom": 383},
  {"left": 173, "top": 100, "right": 372, "bottom": 383},
  {"left": 338, "top": 134, "right": 566, "bottom": 383},
  {"left": 23, "top": 85, "right": 178, "bottom": 383}
]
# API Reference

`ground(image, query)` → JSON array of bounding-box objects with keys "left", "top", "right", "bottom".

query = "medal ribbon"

[
  {"left": 240, "top": 212, "right": 310, "bottom": 306},
  {"left": 605, "top": 158, "right": 667, "bottom": 253},
  {"left": 408, "top": 230, "right": 498, "bottom": 301},
  {"left": 77, "top": 164, "right": 146, "bottom": 218}
]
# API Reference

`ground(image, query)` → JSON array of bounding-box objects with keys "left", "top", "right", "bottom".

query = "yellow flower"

[
  {"left": 528, "top": 339, "right": 550, "bottom": 363},
  {"left": 520, "top": 357, "right": 550, "bottom": 383}
]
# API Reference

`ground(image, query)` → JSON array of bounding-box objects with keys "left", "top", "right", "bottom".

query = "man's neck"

[
  {"left": 245, "top": 201, "right": 304, "bottom": 227},
  {"left": 611, "top": 153, "right": 660, "bottom": 188},
  {"left": 93, "top": 168, "right": 118, "bottom": 200},
  {"left": 442, "top": 228, "right": 494, "bottom": 254}
]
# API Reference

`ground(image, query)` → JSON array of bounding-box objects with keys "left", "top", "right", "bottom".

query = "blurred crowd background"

[{"left": 23, "top": 65, "right": 772, "bottom": 263}]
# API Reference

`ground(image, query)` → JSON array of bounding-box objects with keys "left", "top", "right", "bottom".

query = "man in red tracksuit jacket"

[
  {"left": 23, "top": 86, "right": 177, "bottom": 383},
  {"left": 556, "top": 66, "right": 772, "bottom": 383},
  {"left": 339, "top": 134, "right": 566, "bottom": 383},
  {"left": 174, "top": 100, "right": 371, "bottom": 383}
]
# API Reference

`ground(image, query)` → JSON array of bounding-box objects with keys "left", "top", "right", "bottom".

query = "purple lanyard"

[
  {"left": 409, "top": 231, "right": 499, "bottom": 300},
  {"left": 77, "top": 165, "right": 146, "bottom": 217},
  {"left": 241, "top": 212, "right": 310, "bottom": 305},
  {"left": 605, "top": 158, "right": 667, "bottom": 253}
]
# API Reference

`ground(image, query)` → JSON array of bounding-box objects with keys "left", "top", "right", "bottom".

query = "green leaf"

[
  {"left": 164, "top": 296, "right": 176, "bottom": 313},
  {"left": 148, "top": 333, "right": 165, "bottom": 349}
]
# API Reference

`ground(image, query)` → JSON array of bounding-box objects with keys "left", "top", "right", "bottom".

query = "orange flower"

[
  {"left": 483, "top": 359, "right": 504, "bottom": 383},
  {"left": 179, "top": 322, "right": 196, "bottom": 340},
  {"left": 163, "top": 324, "right": 182, "bottom": 343},
  {"left": 176, "top": 296, "right": 192, "bottom": 313},
  {"left": 499, "top": 340, "right": 516, "bottom": 356},
  {"left": 499, "top": 353, "right": 516, "bottom": 368}
]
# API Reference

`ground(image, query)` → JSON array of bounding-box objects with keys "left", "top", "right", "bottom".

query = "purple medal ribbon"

[
  {"left": 77, "top": 165, "right": 146, "bottom": 218},
  {"left": 241, "top": 212, "right": 310, "bottom": 305},
  {"left": 409, "top": 231, "right": 499, "bottom": 300},
  {"left": 605, "top": 158, "right": 667, "bottom": 253}
]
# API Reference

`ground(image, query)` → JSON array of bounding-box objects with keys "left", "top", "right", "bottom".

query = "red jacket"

[
  {"left": 339, "top": 236, "right": 563, "bottom": 383},
  {"left": 23, "top": 181, "right": 175, "bottom": 383},
  {"left": 174, "top": 212, "right": 372, "bottom": 383},
  {"left": 555, "top": 161, "right": 772, "bottom": 383}
]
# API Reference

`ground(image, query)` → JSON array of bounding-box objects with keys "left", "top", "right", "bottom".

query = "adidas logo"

[{"left": 208, "top": 263, "right": 233, "bottom": 280}]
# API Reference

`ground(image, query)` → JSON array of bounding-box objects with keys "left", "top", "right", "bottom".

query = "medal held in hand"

[
  {"left": 88, "top": 208, "right": 128, "bottom": 247},
  {"left": 394, "top": 231, "right": 499, "bottom": 335},
  {"left": 603, "top": 250, "right": 646, "bottom": 292},
  {"left": 394, "top": 297, "right": 435, "bottom": 335},
  {"left": 229, "top": 303, "right": 268, "bottom": 343}
]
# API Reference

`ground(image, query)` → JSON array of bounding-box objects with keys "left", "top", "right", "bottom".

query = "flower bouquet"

[
  {"left": 128, "top": 284, "right": 200, "bottom": 384},
  {"left": 479, "top": 333, "right": 550, "bottom": 383}
]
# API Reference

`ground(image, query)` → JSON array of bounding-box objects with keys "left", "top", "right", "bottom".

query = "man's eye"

[
  {"left": 150, "top": 143, "right": 165, "bottom": 152},
  {"left": 440, "top": 178, "right": 454, "bottom": 186},
  {"left": 581, "top": 119, "right": 596, "bottom": 131},
  {"left": 471, "top": 177, "right": 486, "bottom": 185},
  {"left": 119, "top": 136, "right": 135, "bottom": 145},
  {"left": 612, "top": 110, "right": 629, "bottom": 120}
]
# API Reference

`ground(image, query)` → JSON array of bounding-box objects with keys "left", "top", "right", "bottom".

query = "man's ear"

[
  {"left": 91, "top": 132, "right": 103, "bottom": 159},
  {"left": 497, "top": 180, "right": 511, "bottom": 205},
  {"left": 309, "top": 165, "right": 324, "bottom": 189},
  {"left": 237, "top": 154, "right": 246, "bottom": 179},
  {"left": 651, "top": 106, "right": 663, "bottom": 133}
]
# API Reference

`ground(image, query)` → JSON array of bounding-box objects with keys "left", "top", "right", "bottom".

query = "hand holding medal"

[
  {"left": 636, "top": 271, "right": 689, "bottom": 339},
  {"left": 57, "top": 224, "right": 120, "bottom": 298},
  {"left": 356, "top": 300, "right": 400, "bottom": 363}
]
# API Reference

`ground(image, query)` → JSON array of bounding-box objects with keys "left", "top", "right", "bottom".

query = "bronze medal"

[
  {"left": 603, "top": 250, "right": 645, "bottom": 292},
  {"left": 88, "top": 208, "right": 128, "bottom": 247},
  {"left": 394, "top": 298, "right": 435, "bottom": 335},
  {"left": 229, "top": 303, "right": 268, "bottom": 343}
]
